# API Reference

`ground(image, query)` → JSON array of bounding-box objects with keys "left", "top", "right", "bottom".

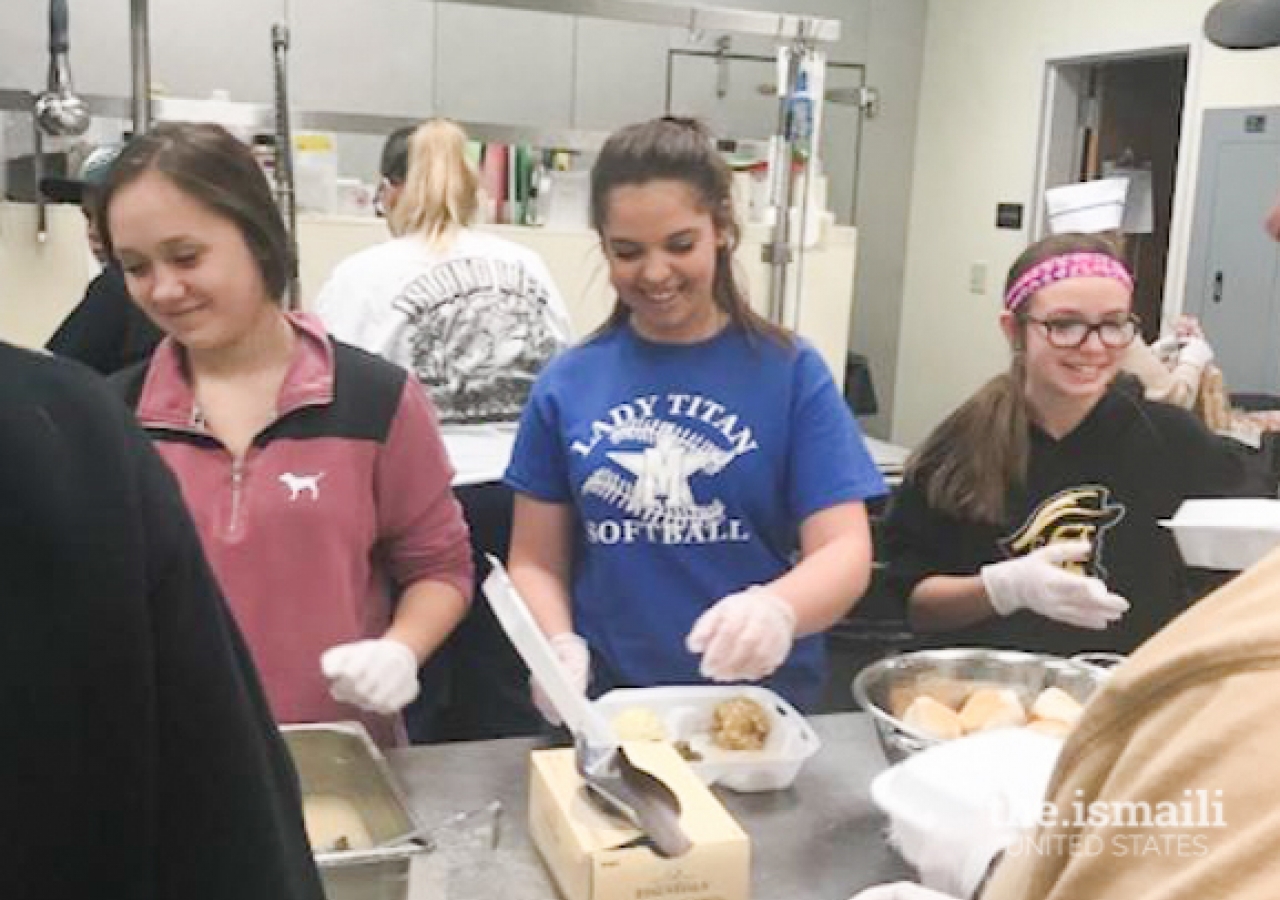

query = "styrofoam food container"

[
  {"left": 1160, "top": 498, "right": 1280, "bottom": 571},
  {"left": 593, "top": 685, "right": 820, "bottom": 792}
]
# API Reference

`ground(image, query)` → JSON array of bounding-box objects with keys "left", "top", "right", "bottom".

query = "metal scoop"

[
  {"left": 34, "top": 0, "right": 90, "bottom": 137},
  {"left": 482, "top": 557, "right": 692, "bottom": 858}
]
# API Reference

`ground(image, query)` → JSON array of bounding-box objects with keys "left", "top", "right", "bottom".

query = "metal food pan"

[{"left": 281, "top": 722, "right": 424, "bottom": 900}]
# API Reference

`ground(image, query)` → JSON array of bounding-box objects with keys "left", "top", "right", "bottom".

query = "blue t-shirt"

[{"left": 505, "top": 323, "right": 886, "bottom": 708}]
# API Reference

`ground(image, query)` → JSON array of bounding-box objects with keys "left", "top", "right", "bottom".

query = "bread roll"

[
  {"left": 611, "top": 706, "right": 667, "bottom": 742},
  {"left": 958, "top": 687, "right": 1027, "bottom": 734},
  {"left": 1026, "top": 718, "right": 1073, "bottom": 738},
  {"left": 1030, "top": 686, "right": 1084, "bottom": 726},
  {"left": 901, "top": 695, "right": 963, "bottom": 740}
]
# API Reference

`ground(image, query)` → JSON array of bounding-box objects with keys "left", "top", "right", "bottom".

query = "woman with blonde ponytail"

[
  {"left": 883, "top": 232, "right": 1250, "bottom": 657},
  {"left": 316, "top": 118, "right": 571, "bottom": 742}
]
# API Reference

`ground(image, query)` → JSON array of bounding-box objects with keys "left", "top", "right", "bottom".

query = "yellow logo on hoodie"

[{"left": 1001, "top": 485, "right": 1126, "bottom": 578}]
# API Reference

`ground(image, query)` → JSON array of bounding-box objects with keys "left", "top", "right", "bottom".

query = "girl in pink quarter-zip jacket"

[{"left": 100, "top": 122, "right": 473, "bottom": 747}]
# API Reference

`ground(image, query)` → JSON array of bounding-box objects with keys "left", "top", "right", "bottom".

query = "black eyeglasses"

[{"left": 1018, "top": 313, "right": 1141, "bottom": 349}]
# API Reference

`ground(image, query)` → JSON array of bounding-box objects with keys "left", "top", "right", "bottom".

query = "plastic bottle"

[{"left": 788, "top": 71, "right": 813, "bottom": 161}]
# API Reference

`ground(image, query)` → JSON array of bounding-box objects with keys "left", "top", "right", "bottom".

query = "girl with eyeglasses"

[{"left": 881, "top": 232, "right": 1252, "bottom": 657}]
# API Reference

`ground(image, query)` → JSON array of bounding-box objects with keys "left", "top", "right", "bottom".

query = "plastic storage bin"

[{"left": 593, "top": 685, "right": 820, "bottom": 792}]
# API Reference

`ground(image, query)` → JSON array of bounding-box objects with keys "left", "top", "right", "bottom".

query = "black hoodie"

[
  {"left": 0, "top": 342, "right": 322, "bottom": 900},
  {"left": 883, "top": 387, "right": 1253, "bottom": 656}
]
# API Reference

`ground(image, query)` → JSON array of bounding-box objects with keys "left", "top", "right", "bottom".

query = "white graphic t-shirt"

[
  {"left": 316, "top": 230, "right": 571, "bottom": 485},
  {"left": 506, "top": 324, "right": 886, "bottom": 708}
]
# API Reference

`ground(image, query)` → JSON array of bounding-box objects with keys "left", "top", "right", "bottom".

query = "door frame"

[{"left": 1032, "top": 47, "right": 1190, "bottom": 241}]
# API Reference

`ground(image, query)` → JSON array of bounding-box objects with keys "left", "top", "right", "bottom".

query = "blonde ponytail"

[{"left": 390, "top": 118, "right": 479, "bottom": 247}]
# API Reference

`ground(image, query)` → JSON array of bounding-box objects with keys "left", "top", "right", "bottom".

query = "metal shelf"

[{"left": 0, "top": 89, "right": 612, "bottom": 152}]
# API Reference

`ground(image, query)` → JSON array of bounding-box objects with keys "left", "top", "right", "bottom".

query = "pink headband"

[{"left": 1004, "top": 252, "right": 1134, "bottom": 312}]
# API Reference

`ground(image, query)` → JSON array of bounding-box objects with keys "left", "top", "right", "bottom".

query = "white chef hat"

[{"left": 1044, "top": 177, "right": 1130, "bottom": 235}]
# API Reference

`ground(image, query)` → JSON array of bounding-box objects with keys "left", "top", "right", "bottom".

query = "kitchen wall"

[
  {"left": 0, "top": 0, "right": 926, "bottom": 438},
  {"left": 891, "top": 0, "right": 1280, "bottom": 447}
]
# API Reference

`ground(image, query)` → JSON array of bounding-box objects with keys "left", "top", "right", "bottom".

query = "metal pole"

[
  {"left": 130, "top": 0, "right": 151, "bottom": 134},
  {"left": 272, "top": 23, "right": 300, "bottom": 309},
  {"left": 32, "top": 109, "right": 47, "bottom": 243},
  {"left": 764, "top": 43, "right": 804, "bottom": 325}
]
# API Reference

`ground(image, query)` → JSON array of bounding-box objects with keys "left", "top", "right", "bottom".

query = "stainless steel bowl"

[{"left": 852, "top": 648, "right": 1113, "bottom": 764}]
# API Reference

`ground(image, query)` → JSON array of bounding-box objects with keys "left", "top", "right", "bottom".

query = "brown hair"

[
  {"left": 98, "top": 122, "right": 293, "bottom": 301},
  {"left": 390, "top": 118, "right": 479, "bottom": 246},
  {"left": 908, "top": 232, "right": 1130, "bottom": 523},
  {"left": 588, "top": 116, "right": 791, "bottom": 345}
]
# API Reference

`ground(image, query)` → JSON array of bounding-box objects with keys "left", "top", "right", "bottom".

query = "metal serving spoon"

[{"left": 482, "top": 557, "right": 692, "bottom": 859}]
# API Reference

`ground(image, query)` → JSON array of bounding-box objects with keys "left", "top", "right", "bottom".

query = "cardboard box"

[{"left": 528, "top": 743, "right": 750, "bottom": 900}]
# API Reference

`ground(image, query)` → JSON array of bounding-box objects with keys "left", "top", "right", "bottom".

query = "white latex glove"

[
  {"left": 980, "top": 541, "right": 1129, "bottom": 630},
  {"left": 1175, "top": 336, "right": 1214, "bottom": 370},
  {"left": 1174, "top": 315, "right": 1205, "bottom": 341},
  {"left": 849, "top": 884, "right": 960, "bottom": 900},
  {"left": 531, "top": 633, "right": 590, "bottom": 726},
  {"left": 685, "top": 587, "right": 797, "bottom": 682},
  {"left": 321, "top": 638, "right": 420, "bottom": 715},
  {"left": 1149, "top": 334, "right": 1180, "bottom": 361}
]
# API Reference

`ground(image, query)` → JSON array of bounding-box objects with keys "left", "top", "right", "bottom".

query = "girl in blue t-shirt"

[{"left": 504, "top": 117, "right": 886, "bottom": 711}]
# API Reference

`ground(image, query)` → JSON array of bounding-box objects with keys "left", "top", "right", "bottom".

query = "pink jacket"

[{"left": 121, "top": 312, "right": 472, "bottom": 745}]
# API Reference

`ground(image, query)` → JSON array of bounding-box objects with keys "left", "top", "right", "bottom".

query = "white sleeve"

[
  {"left": 313, "top": 264, "right": 367, "bottom": 346},
  {"left": 522, "top": 249, "right": 574, "bottom": 344}
]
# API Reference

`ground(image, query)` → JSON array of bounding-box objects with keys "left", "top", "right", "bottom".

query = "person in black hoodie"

[
  {"left": 40, "top": 143, "right": 162, "bottom": 374},
  {"left": 0, "top": 340, "right": 322, "bottom": 900},
  {"left": 882, "top": 232, "right": 1252, "bottom": 658}
]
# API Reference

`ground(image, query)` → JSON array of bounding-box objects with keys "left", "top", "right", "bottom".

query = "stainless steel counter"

[{"left": 389, "top": 712, "right": 911, "bottom": 900}]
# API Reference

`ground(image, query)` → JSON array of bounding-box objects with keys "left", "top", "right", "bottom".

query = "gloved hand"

[
  {"left": 531, "top": 632, "right": 590, "bottom": 726},
  {"left": 1149, "top": 333, "right": 1181, "bottom": 362},
  {"left": 321, "top": 638, "right": 420, "bottom": 715},
  {"left": 1174, "top": 315, "right": 1205, "bottom": 341},
  {"left": 1175, "top": 336, "right": 1214, "bottom": 370},
  {"left": 848, "top": 884, "right": 960, "bottom": 900},
  {"left": 685, "top": 587, "right": 796, "bottom": 682},
  {"left": 980, "top": 541, "right": 1129, "bottom": 629}
]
